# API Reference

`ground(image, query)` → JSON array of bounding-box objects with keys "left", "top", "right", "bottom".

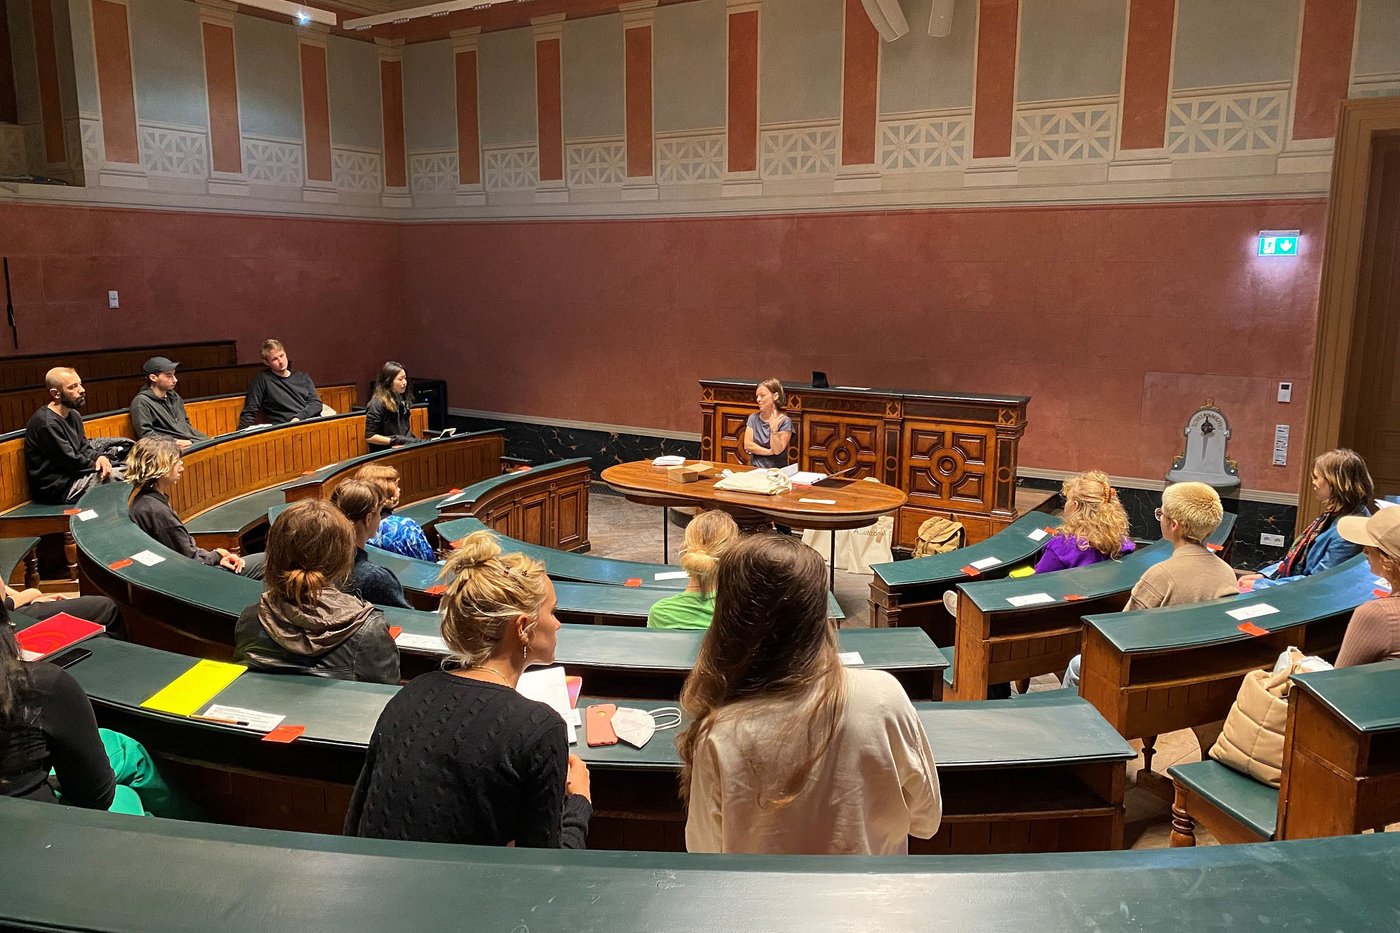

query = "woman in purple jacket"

[{"left": 1034, "top": 470, "right": 1135, "bottom": 572}]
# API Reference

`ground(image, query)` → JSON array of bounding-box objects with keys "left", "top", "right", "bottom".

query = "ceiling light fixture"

[
  {"left": 237, "top": 0, "right": 337, "bottom": 27},
  {"left": 342, "top": 0, "right": 519, "bottom": 32}
]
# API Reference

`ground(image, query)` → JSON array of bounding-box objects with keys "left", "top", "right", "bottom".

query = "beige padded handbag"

[{"left": 1208, "top": 658, "right": 1300, "bottom": 788}]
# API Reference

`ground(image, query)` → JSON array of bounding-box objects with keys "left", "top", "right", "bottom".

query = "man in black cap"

[{"left": 129, "top": 356, "right": 208, "bottom": 449}]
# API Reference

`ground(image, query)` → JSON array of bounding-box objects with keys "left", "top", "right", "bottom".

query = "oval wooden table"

[{"left": 600, "top": 460, "right": 907, "bottom": 590}]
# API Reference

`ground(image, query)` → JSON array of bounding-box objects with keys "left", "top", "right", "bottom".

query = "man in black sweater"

[
  {"left": 25, "top": 367, "right": 124, "bottom": 504},
  {"left": 236, "top": 338, "right": 327, "bottom": 429},
  {"left": 129, "top": 356, "right": 209, "bottom": 449}
]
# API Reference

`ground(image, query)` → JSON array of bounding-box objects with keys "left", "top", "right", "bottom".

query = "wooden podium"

[{"left": 699, "top": 379, "right": 1029, "bottom": 547}]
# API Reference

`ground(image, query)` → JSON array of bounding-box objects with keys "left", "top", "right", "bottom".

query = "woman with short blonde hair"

[
  {"left": 233, "top": 499, "right": 398, "bottom": 684},
  {"left": 646, "top": 510, "right": 740, "bottom": 631},
  {"left": 345, "top": 529, "right": 591, "bottom": 849}
]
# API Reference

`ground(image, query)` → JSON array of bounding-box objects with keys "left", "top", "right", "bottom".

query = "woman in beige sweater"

[{"left": 678, "top": 533, "right": 942, "bottom": 855}]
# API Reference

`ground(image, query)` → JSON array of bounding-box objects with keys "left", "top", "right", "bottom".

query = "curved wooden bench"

[
  {"left": 868, "top": 510, "right": 1062, "bottom": 639},
  {"left": 4, "top": 799, "right": 1395, "bottom": 933},
  {"left": 1169, "top": 659, "right": 1400, "bottom": 846},
  {"left": 73, "top": 483, "right": 927, "bottom": 697},
  {"left": 438, "top": 457, "right": 591, "bottom": 552},
  {"left": 0, "top": 363, "right": 265, "bottom": 434},
  {"left": 1079, "top": 555, "right": 1376, "bottom": 768},
  {"left": 0, "top": 339, "right": 236, "bottom": 391},
  {"left": 17, "top": 619, "right": 1129, "bottom": 852},
  {"left": 0, "top": 535, "right": 39, "bottom": 588}
]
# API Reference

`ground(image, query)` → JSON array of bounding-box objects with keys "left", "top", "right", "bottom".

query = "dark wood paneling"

[{"left": 0, "top": 341, "right": 237, "bottom": 391}]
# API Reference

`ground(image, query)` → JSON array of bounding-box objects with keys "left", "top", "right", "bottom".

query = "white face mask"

[{"left": 611, "top": 706, "right": 681, "bottom": 749}]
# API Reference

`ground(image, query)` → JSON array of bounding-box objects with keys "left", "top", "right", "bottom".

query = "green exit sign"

[{"left": 1258, "top": 231, "right": 1300, "bottom": 257}]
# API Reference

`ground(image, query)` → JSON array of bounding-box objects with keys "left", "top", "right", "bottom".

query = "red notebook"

[{"left": 16, "top": 612, "right": 106, "bottom": 661}]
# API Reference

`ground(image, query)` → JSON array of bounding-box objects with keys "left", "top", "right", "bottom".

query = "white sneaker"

[{"left": 942, "top": 589, "right": 959, "bottom": 617}]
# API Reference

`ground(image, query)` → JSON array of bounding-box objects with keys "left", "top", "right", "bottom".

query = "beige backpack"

[{"left": 913, "top": 517, "right": 964, "bottom": 558}]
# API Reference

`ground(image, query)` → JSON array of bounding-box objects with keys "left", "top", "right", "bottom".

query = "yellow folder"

[{"left": 140, "top": 659, "right": 247, "bottom": 716}]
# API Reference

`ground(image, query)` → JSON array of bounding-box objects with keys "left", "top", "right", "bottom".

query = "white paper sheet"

[
  {"left": 395, "top": 632, "right": 449, "bottom": 652},
  {"left": 1227, "top": 603, "right": 1280, "bottom": 622},
  {"left": 654, "top": 571, "right": 689, "bottom": 581},
  {"left": 969, "top": 556, "right": 1001, "bottom": 570},
  {"left": 518, "top": 666, "right": 578, "bottom": 744},
  {"left": 76, "top": 509, "right": 98, "bottom": 521},
  {"left": 790, "top": 471, "right": 828, "bottom": 486},
  {"left": 1027, "top": 528, "right": 1048, "bottom": 541},
  {"left": 838, "top": 652, "right": 864, "bottom": 666},
  {"left": 652, "top": 455, "right": 687, "bottom": 467},
  {"left": 1006, "top": 592, "right": 1055, "bottom": 607},
  {"left": 799, "top": 497, "right": 838, "bottom": 505},
  {"left": 130, "top": 550, "right": 165, "bottom": 566},
  {"left": 197, "top": 705, "right": 286, "bottom": 732}
]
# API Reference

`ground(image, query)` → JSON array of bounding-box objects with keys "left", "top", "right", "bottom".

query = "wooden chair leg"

[
  {"left": 24, "top": 552, "right": 41, "bottom": 589},
  {"left": 1141, "top": 734, "right": 1158, "bottom": 773},
  {"left": 1170, "top": 791, "right": 1198, "bottom": 848},
  {"left": 63, "top": 531, "right": 78, "bottom": 582}
]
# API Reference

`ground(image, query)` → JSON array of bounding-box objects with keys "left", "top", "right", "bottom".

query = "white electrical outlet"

[
  {"left": 107, "top": 290, "right": 119, "bottom": 310},
  {"left": 1260, "top": 533, "right": 1286, "bottom": 547},
  {"left": 1277, "top": 382, "right": 1291, "bottom": 403}
]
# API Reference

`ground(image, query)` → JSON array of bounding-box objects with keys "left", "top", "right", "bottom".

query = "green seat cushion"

[{"left": 1168, "top": 759, "right": 1278, "bottom": 840}]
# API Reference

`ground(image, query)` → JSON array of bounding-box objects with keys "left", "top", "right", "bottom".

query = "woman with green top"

[{"left": 646, "top": 511, "right": 740, "bottom": 631}]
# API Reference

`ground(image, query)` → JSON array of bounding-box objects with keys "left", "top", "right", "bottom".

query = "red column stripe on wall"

[
  {"left": 299, "top": 42, "right": 332, "bottom": 184},
  {"left": 29, "top": 0, "right": 65, "bottom": 163},
  {"left": 535, "top": 37, "right": 564, "bottom": 182},
  {"left": 840, "top": 0, "right": 879, "bottom": 166},
  {"left": 1119, "top": 0, "right": 1175, "bottom": 152},
  {"left": 1292, "top": 0, "right": 1357, "bottom": 141},
  {"left": 624, "top": 25, "right": 654, "bottom": 178},
  {"left": 201, "top": 22, "right": 242, "bottom": 175},
  {"left": 726, "top": 9, "right": 759, "bottom": 174},
  {"left": 381, "top": 58, "right": 407, "bottom": 189},
  {"left": 91, "top": 0, "right": 140, "bottom": 166},
  {"left": 972, "top": 0, "right": 1019, "bottom": 161},
  {"left": 455, "top": 49, "right": 481, "bottom": 187}
]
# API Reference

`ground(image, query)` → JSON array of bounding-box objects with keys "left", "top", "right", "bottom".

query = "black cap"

[{"left": 143, "top": 356, "right": 180, "bottom": 375}]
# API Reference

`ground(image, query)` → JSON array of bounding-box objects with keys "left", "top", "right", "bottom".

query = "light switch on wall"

[
  {"left": 1277, "top": 382, "right": 1292, "bottom": 403},
  {"left": 107, "top": 290, "right": 119, "bottom": 309}
]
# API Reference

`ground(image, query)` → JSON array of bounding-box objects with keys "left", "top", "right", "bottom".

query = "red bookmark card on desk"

[
  {"left": 1237, "top": 622, "right": 1269, "bottom": 637},
  {"left": 1376, "top": 589, "right": 1392, "bottom": 599},
  {"left": 1063, "top": 594, "right": 1085, "bottom": 602},
  {"left": 387, "top": 626, "right": 402, "bottom": 640},
  {"left": 262, "top": 725, "right": 305, "bottom": 744},
  {"left": 108, "top": 558, "right": 133, "bottom": 570},
  {"left": 960, "top": 566, "right": 980, "bottom": 578},
  {"left": 425, "top": 585, "right": 446, "bottom": 596},
  {"left": 625, "top": 578, "right": 643, "bottom": 587},
  {"left": 63, "top": 508, "right": 81, "bottom": 515},
  {"left": 1206, "top": 543, "right": 1223, "bottom": 553}
]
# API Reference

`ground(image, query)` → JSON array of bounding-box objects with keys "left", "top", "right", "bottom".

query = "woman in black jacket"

[
  {"left": 233, "top": 499, "right": 399, "bottom": 684},
  {"left": 364, "top": 361, "right": 417, "bottom": 450}
]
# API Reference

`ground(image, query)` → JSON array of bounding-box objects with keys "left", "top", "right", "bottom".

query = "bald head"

[{"left": 45, "top": 368, "right": 86, "bottom": 411}]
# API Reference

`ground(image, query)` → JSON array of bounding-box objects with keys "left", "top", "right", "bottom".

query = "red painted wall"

[
  {"left": 0, "top": 203, "right": 400, "bottom": 394},
  {"left": 402, "top": 200, "right": 1326, "bottom": 493}
]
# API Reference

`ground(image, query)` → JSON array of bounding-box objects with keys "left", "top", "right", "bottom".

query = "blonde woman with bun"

[
  {"left": 232, "top": 499, "right": 399, "bottom": 684},
  {"left": 647, "top": 511, "right": 740, "bottom": 631},
  {"left": 345, "top": 530, "right": 591, "bottom": 849}
]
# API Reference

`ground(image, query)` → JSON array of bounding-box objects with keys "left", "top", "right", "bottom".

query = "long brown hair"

[
  {"left": 677, "top": 533, "right": 845, "bottom": 808},
  {"left": 264, "top": 499, "right": 355, "bottom": 607},
  {"left": 330, "top": 479, "right": 382, "bottom": 526},
  {"left": 0, "top": 605, "right": 35, "bottom": 730},
  {"left": 371, "top": 361, "right": 406, "bottom": 413},
  {"left": 438, "top": 530, "right": 548, "bottom": 667}
]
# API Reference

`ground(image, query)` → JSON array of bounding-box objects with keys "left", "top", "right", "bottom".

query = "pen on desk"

[{"left": 192, "top": 715, "right": 251, "bottom": 726}]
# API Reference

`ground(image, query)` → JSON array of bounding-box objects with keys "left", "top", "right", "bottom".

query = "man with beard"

[{"left": 24, "top": 367, "right": 125, "bottom": 503}]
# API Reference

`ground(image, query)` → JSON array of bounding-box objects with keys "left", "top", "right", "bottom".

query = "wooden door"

[
  {"left": 1341, "top": 135, "right": 1400, "bottom": 498},
  {"left": 518, "top": 492, "right": 550, "bottom": 546}
]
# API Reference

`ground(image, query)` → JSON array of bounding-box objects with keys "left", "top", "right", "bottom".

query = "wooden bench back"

[
  {"left": 0, "top": 364, "right": 266, "bottom": 434},
  {"left": 0, "top": 341, "right": 237, "bottom": 390}
]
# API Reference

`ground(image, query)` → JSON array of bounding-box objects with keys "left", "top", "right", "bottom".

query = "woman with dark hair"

[
  {"left": 0, "top": 604, "right": 172, "bottom": 815},
  {"left": 346, "top": 530, "right": 591, "bottom": 848},
  {"left": 742, "top": 377, "right": 792, "bottom": 469},
  {"left": 331, "top": 479, "right": 412, "bottom": 610},
  {"left": 678, "top": 533, "right": 941, "bottom": 854},
  {"left": 364, "top": 361, "right": 417, "bottom": 450},
  {"left": 232, "top": 499, "right": 399, "bottom": 684},
  {"left": 1238, "top": 448, "right": 1374, "bottom": 592}
]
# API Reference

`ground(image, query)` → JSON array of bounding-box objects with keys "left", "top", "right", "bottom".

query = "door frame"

[{"left": 1299, "top": 96, "right": 1400, "bottom": 531}]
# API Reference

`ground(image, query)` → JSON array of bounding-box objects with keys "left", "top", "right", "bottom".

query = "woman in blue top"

[
  {"left": 743, "top": 378, "right": 793, "bottom": 469},
  {"left": 1238, "top": 448, "right": 1373, "bottom": 592}
]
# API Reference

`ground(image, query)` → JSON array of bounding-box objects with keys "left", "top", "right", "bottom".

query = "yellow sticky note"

[
  {"left": 1008, "top": 566, "right": 1037, "bottom": 578},
  {"left": 140, "top": 660, "right": 246, "bottom": 716}
]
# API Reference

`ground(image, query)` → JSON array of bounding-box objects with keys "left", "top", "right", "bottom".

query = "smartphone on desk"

[{"left": 46, "top": 646, "right": 93, "bottom": 669}]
